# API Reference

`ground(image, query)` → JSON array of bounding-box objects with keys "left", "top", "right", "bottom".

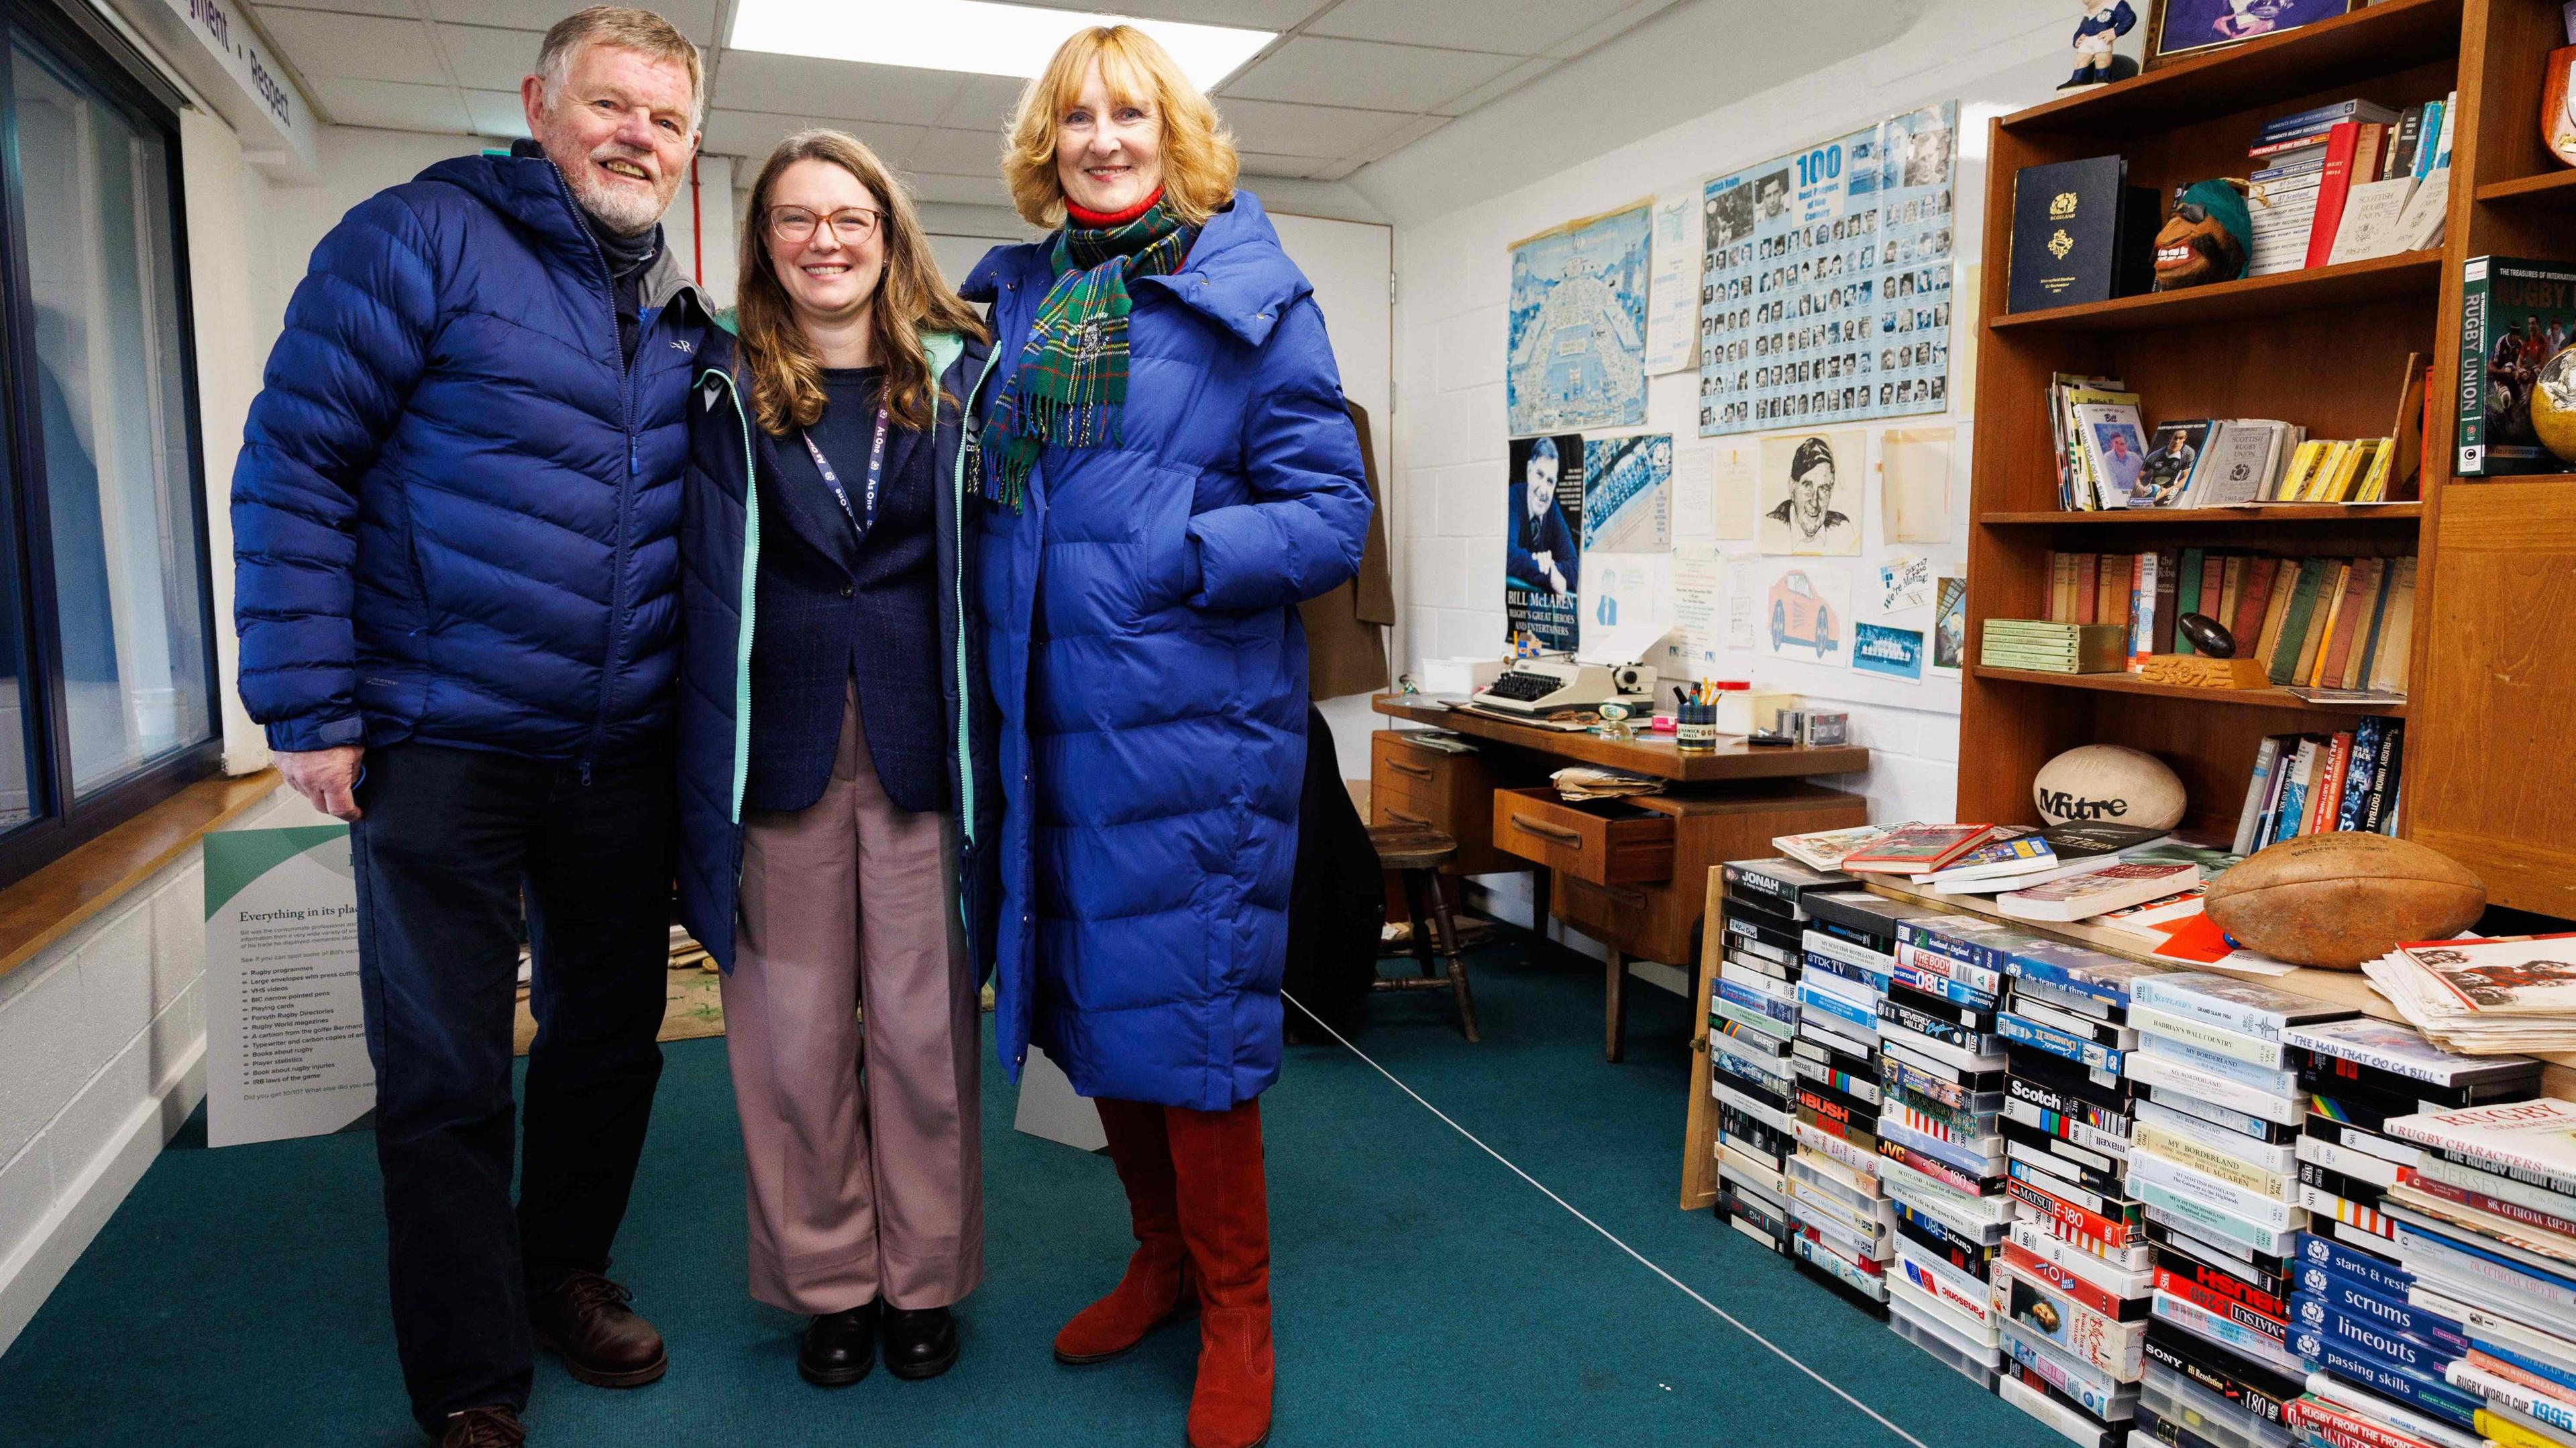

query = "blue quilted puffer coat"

[
  {"left": 673, "top": 327, "right": 1002, "bottom": 977},
  {"left": 232, "top": 148, "right": 712, "bottom": 763},
  {"left": 965, "top": 190, "right": 1372, "bottom": 1111}
]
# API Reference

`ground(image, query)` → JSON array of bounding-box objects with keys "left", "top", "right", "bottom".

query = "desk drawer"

[
  {"left": 1369, "top": 732, "right": 1533, "bottom": 875},
  {"left": 1491, "top": 788, "right": 1674, "bottom": 885}
]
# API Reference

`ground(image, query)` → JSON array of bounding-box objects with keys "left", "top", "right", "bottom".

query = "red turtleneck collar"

[{"left": 1065, "top": 185, "right": 1165, "bottom": 229}]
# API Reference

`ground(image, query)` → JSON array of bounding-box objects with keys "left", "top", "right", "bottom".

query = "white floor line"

[{"left": 1283, "top": 993, "right": 1935, "bottom": 1448}]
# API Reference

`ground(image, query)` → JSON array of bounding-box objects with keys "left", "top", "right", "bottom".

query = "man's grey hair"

[{"left": 535, "top": 7, "right": 705, "bottom": 129}]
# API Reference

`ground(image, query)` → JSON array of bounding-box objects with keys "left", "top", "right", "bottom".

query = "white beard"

[{"left": 567, "top": 154, "right": 668, "bottom": 236}]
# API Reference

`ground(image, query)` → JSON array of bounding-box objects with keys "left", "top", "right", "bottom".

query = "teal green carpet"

[{"left": 0, "top": 936, "right": 2062, "bottom": 1447}]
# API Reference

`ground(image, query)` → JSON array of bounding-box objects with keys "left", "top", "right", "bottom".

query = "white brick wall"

[{"left": 1381, "top": 0, "right": 2076, "bottom": 826}]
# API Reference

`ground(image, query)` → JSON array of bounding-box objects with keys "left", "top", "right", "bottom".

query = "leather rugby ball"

[
  {"left": 2204, "top": 834, "right": 2485, "bottom": 970},
  {"left": 2033, "top": 744, "right": 2186, "bottom": 831}
]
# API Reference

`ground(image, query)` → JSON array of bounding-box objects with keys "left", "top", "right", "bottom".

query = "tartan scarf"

[{"left": 981, "top": 190, "right": 1197, "bottom": 507}]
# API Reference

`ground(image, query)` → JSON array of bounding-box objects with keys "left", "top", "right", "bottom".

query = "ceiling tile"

[
  {"left": 906, "top": 172, "right": 1016, "bottom": 208},
  {"left": 710, "top": 51, "right": 965, "bottom": 125},
  {"left": 462, "top": 89, "right": 532, "bottom": 138},
  {"left": 424, "top": 0, "right": 724, "bottom": 44},
  {"left": 935, "top": 74, "right": 1030, "bottom": 132},
  {"left": 308, "top": 77, "right": 474, "bottom": 133},
  {"left": 1218, "top": 37, "right": 1515, "bottom": 113},
  {"left": 1236, "top": 151, "right": 1326, "bottom": 180},
  {"left": 1210, "top": 96, "right": 1415, "bottom": 158},
  {"left": 1002, "top": 0, "right": 1324, "bottom": 27},
  {"left": 254, "top": 0, "right": 415, "bottom": 20},
  {"left": 256, "top": 9, "right": 445, "bottom": 87},
  {"left": 436, "top": 23, "right": 547, "bottom": 93},
  {"left": 1342, "top": 111, "right": 1450, "bottom": 163},
  {"left": 908, "top": 127, "right": 1006, "bottom": 178},
  {"left": 702, "top": 109, "right": 928, "bottom": 165},
  {"left": 1429, "top": 55, "right": 1556, "bottom": 117},
  {"left": 1304, "top": 0, "right": 1636, "bottom": 55}
]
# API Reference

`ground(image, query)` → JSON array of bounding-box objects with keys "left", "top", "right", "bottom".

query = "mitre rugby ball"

[
  {"left": 2204, "top": 833, "right": 2485, "bottom": 970},
  {"left": 2031, "top": 745, "right": 2186, "bottom": 831}
]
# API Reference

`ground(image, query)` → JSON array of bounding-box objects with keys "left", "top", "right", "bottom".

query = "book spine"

[
  {"left": 2154, "top": 545, "right": 2182, "bottom": 654},
  {"left": 2362, "top": 720, "right": 2404, "bottom": 835},
  {"left": 2307, "top": 121, "right": 2363, "bottom": 270},
  {"left": 2459, "top": 258, "right": 2490, "bottom": 476},
  {"left": 2447, "top": 1359, "right": 2576, "bottom": 1439},
  {"left": 2131, "top": 551, "right": 2155, "bottom": 667},
  {"left": 2235, "top": 735, "right": 2282, "bottom": 855},
  {"left": 2339, "top": 718, "right": 2384, "bottom": 832}
]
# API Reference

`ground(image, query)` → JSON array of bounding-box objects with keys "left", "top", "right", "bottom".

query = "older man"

[{"left": 231, "top": 9, "right": 710, "bottom": 1443}]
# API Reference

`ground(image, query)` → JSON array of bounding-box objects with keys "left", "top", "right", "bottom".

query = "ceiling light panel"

[{"left": 729, "top": 0, "right": 1276, "bottom": 92}]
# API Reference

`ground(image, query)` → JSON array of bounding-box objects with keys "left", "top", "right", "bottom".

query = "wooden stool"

[{"left": 1366, "top": 824, "right": 1480, "bottom": 1042}]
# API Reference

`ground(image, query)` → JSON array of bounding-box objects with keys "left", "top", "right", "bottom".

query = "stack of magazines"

[{"left": 2362, "top": 936, "right": 2576, "bottom": 1054}]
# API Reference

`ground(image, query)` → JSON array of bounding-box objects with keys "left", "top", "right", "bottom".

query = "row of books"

[
  {"left": 2233, "top": 720, "right": 2406, "bottom": 855},
  {"left": 2275, "top": 436, "right": 2403, "bottom": 504},
  {"left": 2247, "top": 95, "right": 2452, "bottom": 278},
  {"left": 2039, "top": 549, "right": 2417, "bottom": 693}
]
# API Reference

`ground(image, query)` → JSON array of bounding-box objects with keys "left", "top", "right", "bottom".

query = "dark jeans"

[{"left": 348, "top": 743, "right": 675, "bottom": 1432}]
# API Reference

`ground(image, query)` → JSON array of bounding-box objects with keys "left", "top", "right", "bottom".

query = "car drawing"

[{"left": 1769, "top": 571, "right": 1837, "bottom": 655}]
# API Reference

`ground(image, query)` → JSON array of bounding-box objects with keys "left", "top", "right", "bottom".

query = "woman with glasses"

[{"left": 672, "top": 129, "right": 999, "bottom": 1389}]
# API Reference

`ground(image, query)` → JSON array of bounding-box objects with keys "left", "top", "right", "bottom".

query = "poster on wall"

[
  {"left": 1698, "top": 101, "right": 1960, "bottom": 438},
  {"left": 204, "top": 826, "right": 376, "bottom": 1148},
  {"left": 1505, "top": 434, "right": 1584, "bottom": 650},
  {"left": 1507, "top": 200, "right": 1653, "bottom": 436},
  {"left": 1582, "top": 433, "right": 1673, "bottom": 553},
  {"left": 1645, "top": 195, "right": 1703, "bottom": 375},
  {"left": 1854, "top": 622, "right": 1926, "bottom": 682},
  {"left": 1662, "top": 547, "right": 1725, "bottom": 681},
  {"left": 1931, "top": 574, "right": 1968, "bottom": 679},
  {"left": 1580, "top": 551, "right": 1674, "bottom": 663},
  {"left": 1758, "top": 431, "right": 1865, "bottom": 555},
  {"left": 1881, "top": 425, "right": 1955, "bottom": 543},
  {"left": 1758, "top": 560, "right": 1851, "bottom": 667}
]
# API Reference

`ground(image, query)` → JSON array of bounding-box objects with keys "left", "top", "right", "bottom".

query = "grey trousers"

[{"left": 720, "top": 685, "right": 983, "bottom": 1314}]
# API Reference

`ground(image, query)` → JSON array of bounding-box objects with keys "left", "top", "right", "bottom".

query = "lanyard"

[{"left": 802, "top": 402, "right": 891, "bottom": 539}]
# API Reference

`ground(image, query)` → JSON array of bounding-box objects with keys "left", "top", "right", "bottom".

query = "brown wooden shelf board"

[
  {"left": 1999, "top": 0, "right": 2463, "bottom": 137},
  {"left": 2477, "top": 169, "right": 2576, "bottom": 205},
  {"left": 1969, "top": 665, "right": 2408, "bottom": 716},
  {"left": 1989, "top": 252, "right": 2440, "bottom": 333},
  {"left": 1978, "top": 504, "right": 2424, "bottom": 525}
]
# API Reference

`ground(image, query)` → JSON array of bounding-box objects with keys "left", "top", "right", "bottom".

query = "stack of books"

[
  {"left": 2125, "top": 976, "right": 2357, "bottom": 1394},
  {"left": 1992, "top": 938, "right": 2166, "bottom": 1442},
  {"left": 1788, "top": 889, "right": 1930, "bottom": 1311},
  {"left": 2129, "top": 417, "right": 2305, "bottom": 509},
  {"left": 2292, "top": 1016, "right": 2540, "bottom": 1252},
  {"left": 1911, "top": 822, "right": 2169, "bottom": 899},
  {"left": 2357, "top": 1096, "right": 2576, "bottom": 1447},
  {"left": 2362, "top": 936, "right": 2576, "bottom": 1057},
  {"left": 2246, "top": 97, "right": 2452, "bottom": 276},
  {"left": 2233, "top": 719, "right": 2408, "bottom": 852},
  {"left": 1978, "top": 620, "right": 2128, "bottom": 675},
  {"left": 2040, "top": 549, "right": 2416, "bottom": 689},
  {"left": 1772, "top": 822, "right": 1909, "bottom": 873},
  {"left": 1876, "top": 914, "right": 2021, "bottom": 1382},
  {"left": 2273, "top": 435, "right": 2404, "bottom": 503},
  {"left": 1712, "top": 859, "right": 1845, "bottom": 1258}
]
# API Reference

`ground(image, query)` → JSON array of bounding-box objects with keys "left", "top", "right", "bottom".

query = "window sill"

[{"left": 0, "top": 769, "right": 281, "bottom": 985}]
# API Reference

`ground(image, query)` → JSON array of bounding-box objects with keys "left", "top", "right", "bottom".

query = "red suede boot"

[
  {"left": 1055, "top": 1097, "right": 1199, "bottom": 1363},
  {"left": 1169, "top": 1100, "right": 1273, "bottom": 1448}
]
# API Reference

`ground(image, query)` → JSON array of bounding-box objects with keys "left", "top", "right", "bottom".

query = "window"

[{"left": 0, "top": 3, "right": 217, "bottom": 885}]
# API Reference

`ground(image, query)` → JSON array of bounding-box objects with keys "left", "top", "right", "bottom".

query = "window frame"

[{"left": 0, "top": 0, "right": 220, "bottom": 890}]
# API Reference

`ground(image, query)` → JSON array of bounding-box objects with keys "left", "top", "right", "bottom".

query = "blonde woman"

[
  {"left": 965, "top": 26, "right": 1371, "bottom": 1448},
  {"left": 673, "top": 131, "right": 999, "bottom": 1388}
]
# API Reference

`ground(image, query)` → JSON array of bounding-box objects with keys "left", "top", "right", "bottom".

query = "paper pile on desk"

[
  {"left": 2361, "top": 934, "right": 2576, "bottom": 1054},
  {"left": 1550, "top": 767, "right": 1666, "bottom": 801}
]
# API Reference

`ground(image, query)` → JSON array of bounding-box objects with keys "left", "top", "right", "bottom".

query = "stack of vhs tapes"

[
  {"left": 2125, "top": 974, "right": 2353, "bottom": 1397},
  {"left": 2286, "top": 1016, "right": 2540, "bottom": 1254},
  {"left": 1992, "top": 938, "right": 2166, "bottom": 1444},
  {"left": 1711, "top": 858, "right": 1845, "bottom": 1258},
  {"left": 2282, "top": 1226, "right": 2487, "bottom": 1447},
  {"left": 1874, "top": 913, "right": 2021, "bottom": 1385}
]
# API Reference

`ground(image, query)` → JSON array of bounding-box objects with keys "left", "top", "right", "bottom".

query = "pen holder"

[{"left": 1675, "top": 700, "right": 1719, "bottom": 752}]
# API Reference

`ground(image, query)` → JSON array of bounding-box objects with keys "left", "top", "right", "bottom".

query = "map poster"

[
  {"left": 205, "top": 826, "right": 375, "bottom": 1148},
  {"left": 1698, "top": 101, "right": 1960, "bottom": 438},
  {"left": 1582, "top": 433, "right": 1672, "bottom": 554},
  {"left": 1506, "top": 433, "right": 1584, "bottom": 651},
  {"left": 1507, "top": 199, "right": 1652, "bottom": 436}
]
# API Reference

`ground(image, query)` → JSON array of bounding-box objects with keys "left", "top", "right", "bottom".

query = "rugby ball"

[
  {"left": 2032, "top": 745, "right": 2186, "bottom": 832},
  {"left": 2203, "top": 834, "right": 2485, "bottom": 970}
]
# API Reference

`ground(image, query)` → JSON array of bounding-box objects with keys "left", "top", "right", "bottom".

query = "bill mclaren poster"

[
  {"left": 1506, "top": 434, "right": 1585, "bottom": 650},
  {"left": 1699, "top": 101, "right": 1959, "bottom": 438}
]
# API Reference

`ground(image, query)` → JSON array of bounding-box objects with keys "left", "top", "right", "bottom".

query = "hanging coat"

[{"left": 963, "top": 190, "right": 1373, "bottom": 1111}]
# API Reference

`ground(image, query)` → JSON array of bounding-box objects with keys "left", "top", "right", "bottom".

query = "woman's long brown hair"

[{"left": 735, "top": 129, "right": 985, "bottom": 435}]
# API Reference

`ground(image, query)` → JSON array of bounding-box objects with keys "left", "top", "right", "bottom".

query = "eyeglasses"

[{"left": 768, "top": 206, "right": 881, "bottom": 243}]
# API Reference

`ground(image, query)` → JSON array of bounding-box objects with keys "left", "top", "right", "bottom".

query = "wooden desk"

[{"left": 1369, "top": 695, "right": 1869, "bottom": 1062}]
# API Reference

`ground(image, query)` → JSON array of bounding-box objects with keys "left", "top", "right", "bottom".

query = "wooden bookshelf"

[{"left": 1965, "top": 0, "right": 2576, "bottom": 917}]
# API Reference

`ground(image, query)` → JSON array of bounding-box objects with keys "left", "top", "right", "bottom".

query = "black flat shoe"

[
  {"left": 882, "top": 1304, "right": 959, "bottom": 1381},
  {"left": 798, "top": 1302, "right": 877, "bottom": 1387}
]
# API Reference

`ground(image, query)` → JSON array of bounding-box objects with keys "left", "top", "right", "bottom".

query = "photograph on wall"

[
  {"left": 1881, "top": 425, "right": 1955, "bottom": 543},
  {"left": 1854, "top": 621, "right": 1926, "bottom": 682},
  {"left": 1699, "top": 101, "right": 1959, "bottom": 438},
  {"left": 1931, "top": 574, "right": 1967, "bottom": 678},
  {"left": 2147, "top": 0, "right": 2355, "bottom": 66},
  {"left": 1758, "top": 431, "right": 1864, "bottom": 555},
  {"left": 1878, "top": 553, "right": 1933, "bottom": 614},
  {"left": 1758, "top": 560, "right": 1851, "bottom": 667},
  {"left": 1507, "top": 200, "right": 1652, "bottom": 436},
  {"left": 1505, "top": 433, "right": 1585, "bottom": 651},
  {"left": 1582, "top": 433, "right": 1673, "bottom": 553}
]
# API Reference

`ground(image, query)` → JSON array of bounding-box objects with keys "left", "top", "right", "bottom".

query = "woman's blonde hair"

[
  {"left": 1001, "top": 25, "right": 1239, "bottom": 229},
  {"left": 735, "top": 129, "right": 985, "bottom": 435}
]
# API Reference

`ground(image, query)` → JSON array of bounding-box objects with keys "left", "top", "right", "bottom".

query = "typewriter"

[{"left": 1468, "top": 660, "right": 1621, "bottom": 716}]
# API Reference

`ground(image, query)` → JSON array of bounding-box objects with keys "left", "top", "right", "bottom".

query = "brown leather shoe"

[
  {"left": 528, "top": 1271, "right": 667, "bottom": 1388},
  {"left": 439, "top": 1407, "right": 527, "bottom": 1447}
]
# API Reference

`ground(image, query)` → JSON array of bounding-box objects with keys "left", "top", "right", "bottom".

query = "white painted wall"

[{"left": 1381, "top": 0, "right": 2072, "bottom": 833}]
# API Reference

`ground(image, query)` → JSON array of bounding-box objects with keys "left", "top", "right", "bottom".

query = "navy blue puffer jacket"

[
  {"left": 233, "top": 148, "right": 713, "bottom": 763},
  {"left": 967, "top": 190, "right": 1371, "bottom": 1111}
]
